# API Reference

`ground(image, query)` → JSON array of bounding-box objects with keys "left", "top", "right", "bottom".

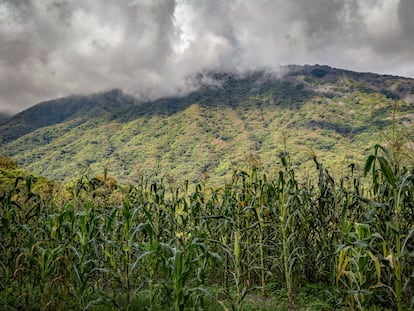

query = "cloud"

[
  {"left": 398, "top": 0, "right": 414, "bottom": 40},
  {"left": 0, "top": 0, "right": 413, "bottom": 114}
]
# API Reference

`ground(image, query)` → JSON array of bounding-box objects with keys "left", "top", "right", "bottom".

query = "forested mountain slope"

[{"left": 1, "top": 65, "right": 414, "bottom": 183}]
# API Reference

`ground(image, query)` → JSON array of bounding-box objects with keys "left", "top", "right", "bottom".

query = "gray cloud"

[
  {"left": 398, "top": 0, "right": 414, "bottom": 39},
  {"left": 0, "top": 0, "right": 413, "bottom": 114}
]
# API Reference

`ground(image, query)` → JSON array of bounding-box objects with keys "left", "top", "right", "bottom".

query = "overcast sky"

[{"left": 1, "top": 0, "right": 414, "bottom": 114}]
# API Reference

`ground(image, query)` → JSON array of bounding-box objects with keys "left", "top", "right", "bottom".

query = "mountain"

[
  {"left": 1, "top": 65, "right": 414, "bottom": 184},
  {"left": 0, "top": 89, "right": 137, "bottom": 144},
  {"left": 0, "top": 112, "right": 11, "bottom": 125}
]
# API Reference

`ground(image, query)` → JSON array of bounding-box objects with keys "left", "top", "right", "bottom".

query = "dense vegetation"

[
  {"left": 1, "top": 136, "right": 413, "bottom": 310},
  {"left": 1, "top": 65, "right": 414, "bottom": 185}
]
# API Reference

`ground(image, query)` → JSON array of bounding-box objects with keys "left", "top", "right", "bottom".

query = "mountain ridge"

[
  {"left": 0, "top": 112, "right": 11, "bottom": 125},
  {"left": 0, "top": 89, "right": 140, "bottom": 144},
  {"left": 1, "top": 64, "right": 414, "bottom": 184}
]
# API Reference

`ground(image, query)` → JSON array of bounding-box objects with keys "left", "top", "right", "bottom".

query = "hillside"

[
  {"left": 0, "top": 112, "right": 11, "bottom": 124},
  {"left": 1, "top": 65, "right": 414, "bottom": 184},
  {"left": 0, "top": 89, "right": 137, "bottom": 144}
]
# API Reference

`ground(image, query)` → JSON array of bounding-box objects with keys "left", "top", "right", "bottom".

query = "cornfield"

[{"left": 1, "top": 144, "right": 413, "bottom": 310}]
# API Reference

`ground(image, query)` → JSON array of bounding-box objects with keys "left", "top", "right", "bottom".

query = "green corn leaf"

[{"left": 377, "top": 156, "right": 396, "bottom": 187}]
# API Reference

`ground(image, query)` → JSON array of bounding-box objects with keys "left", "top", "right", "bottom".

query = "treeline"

[{"left": 0, "top": 145, "right": 413, "bottom": 310}]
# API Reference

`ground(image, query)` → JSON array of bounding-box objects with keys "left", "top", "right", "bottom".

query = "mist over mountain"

[{"left": 1, "top": 65, "right": 413, "bottom": 184}]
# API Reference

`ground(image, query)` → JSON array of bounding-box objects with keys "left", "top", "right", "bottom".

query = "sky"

[{"left": 1, "top": 0, "right": 414, "bottom": 114}]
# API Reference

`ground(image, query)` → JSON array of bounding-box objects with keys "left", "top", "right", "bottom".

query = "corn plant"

[
  {"left": 67, "top": 203, "right": 103, "bottom": 310},
  {"left": 362, "top": 144, "right": 414, "bottom": 310},
  {"left": 271, "top": 153, "right": 304, "bottom": 303},
  {"left": 336, "top": 223, "right": 384, "bottom": 310}
]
